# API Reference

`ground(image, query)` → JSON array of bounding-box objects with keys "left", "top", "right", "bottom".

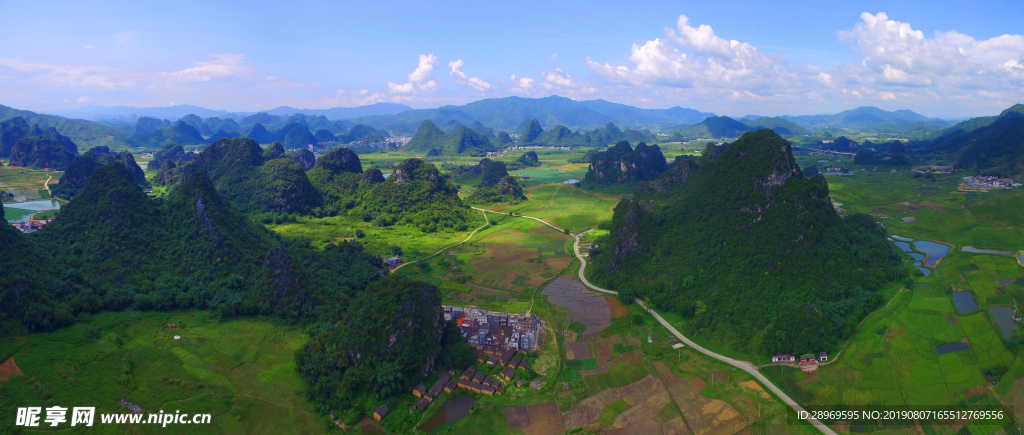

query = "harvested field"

[
  {"left": 666, "top": 376, "right": 748, "bottom": 435},
  {"left": 606, "top": 296, "right": 629, "bottom": 318},
  {"left": 740, "top": 380, "right": 771, "bottom": 399},
  {"left": 571, "top": 341, "right": 591, "bottom": 360},
  {"left": 0, "top": 357, "right": 24, "bottom": 386},
  {"left": 462, "top": 221, "right": 571, "bottom": 292},
  {"left": 511, "top": 401, "right": 563, "bottom": 435},
  {"left": 562, "top": 375, "right": 666, "bottom": 430},
  {"left": 541, "top": 277, "right": 611, "bottom": 335},
  {"left": 506, "top": 406, "right": 532, "bottom": 432},
  {"left": 654, "top": 361, "right": 681, "bottom": 387}
]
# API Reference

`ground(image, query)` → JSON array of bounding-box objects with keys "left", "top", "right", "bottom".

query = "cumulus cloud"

[
  {"left": 542, "top": 68, "right": 596, "bottom": 95},
  {"left": 584, "top": 12, "right": 1024, "bottom": 112},
  {"left": 509, "top": 74, "right": 535, "bottom": 94},
  {"left": 838, "top": 12, "right": 1024, "bottom": 91},
  {"left": 587, "top": 15, "right": 788, "bottom": 92},
  {"left": 448, "top": 59, "right": 491, "bottom": 91},
  {"left": 388, "top": 54, "right": 439, "bottom": 94}
]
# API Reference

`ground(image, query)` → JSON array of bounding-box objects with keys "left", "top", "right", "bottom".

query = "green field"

[
  {"left": 0, "top": 165, "right": 57, "bottom": 202},
  {"left": 0, "top": 311, "right": 327, "bottom": 434},
  {"left": 267, "top": 210, "right": 486, "bottom": 262},
  {"left": 504, "top": 184, "right": 619, "bottom": 232}
]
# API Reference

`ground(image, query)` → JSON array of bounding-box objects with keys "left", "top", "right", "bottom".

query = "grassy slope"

[{"left": 0, "top": 311, "right": 326, "bottom": 434}]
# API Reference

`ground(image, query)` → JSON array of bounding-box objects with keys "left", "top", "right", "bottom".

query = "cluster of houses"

[
  {"left": 506, "top": 145, "right": 571, "bottom": 151},
  {"left": 961, "top": 176, "right": 1021, "bottom": 190},
  {"left": 10, "top": 216, "right": 54, "bottom": 233},
  {"left": 771, "top": 352, "right": 828, "bottom": 365},
  {"left": 444, "top": 306, "right": 543, "bottom": 353},
  {"left": 912, "top": 166, "right": 953, "bottom": 174}
]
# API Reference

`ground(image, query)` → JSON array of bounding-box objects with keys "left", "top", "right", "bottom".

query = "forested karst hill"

[
  {"left": 590, "top": 129, "right": 899, "bottom": 356},
  {"left": 580, "top": 141, "right": 666, "bottom": 192}
]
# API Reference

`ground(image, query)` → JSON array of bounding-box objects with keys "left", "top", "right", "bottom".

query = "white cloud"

[
  {"left": 164, "top": 53, "right": 253, "bottom": 82},
  {"left": 583, "top": 12, "right": 1024, "bottom": 113},
  {"left": 543, "top": 68, "right": 596, "bottom": 95},
  {"left": 388, "top": 54, "right": 439, "bottom": 94},
  {"left": 448, "top": 59, "right": 491, "bottom": 91},
  {"left": 84, "top": 45, "right": 93, "bottom": 49},
  {"left": 509, "top": 74, "right": 535, "bottom": 94}
]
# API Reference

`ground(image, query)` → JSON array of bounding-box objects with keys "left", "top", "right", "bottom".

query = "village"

[
  {"left": 771, "top": 351, "right": 829, "bottom": 373},
  {"left": 960, "top": 175, "right": 1022, "bottom": 190},
  {"left": 444, "top": 305, "right": 544, "bottom": 354}
]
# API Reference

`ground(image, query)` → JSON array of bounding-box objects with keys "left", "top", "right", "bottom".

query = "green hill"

[
  {"left": 52, "top": 148, "right": 147, "bottom": 198},
  {"left": 928, "top": 117, "right": 1024, "bottom": 176},
  {"left": 0, "top": 201, "right": 60, "bottom": 333},
  {"left": 30, "top": 163, "right": 384, "bottom": 327},
  {"left": 580, "top": 141, "right": 666, "bottom": 193},
  {"left": 672, "top": 116, "right": 752, "bottom": 138},
  {"left": 403, "top": 120, "right": 495, "bottom": 155},
  {"left": 9, "top": 126, "right": 79, "bottom": 170},
  {"left": 361, "top": 159, "right": 471, "bottom": 232},
  {"left": 0, "top": 105, "right": 130, "bottom": 151},
  {"left": 452, "top": 158, "right": 526, "bottom": 204},
  {"left": 853, "top": 141, "right": 911, "bottom": 167},
  {"left": 126, "top": 120, "right": 206, "bottom": 148},
  {"left": 161, "top": 137, "right": 322, "bottom": 214},
  {"left": 295, "top": 274, "right": 473, "bottom": 415},
  {"left": 590, "top": 129, "right": 898, "bottom": 357},
  {"left": 743, "top": 117, "right": 810, "bottom": 136}
]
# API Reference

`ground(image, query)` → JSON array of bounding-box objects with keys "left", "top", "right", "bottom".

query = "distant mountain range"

[
  {"left": 49, "top": 102, "right": 413, "bottom": 122},
  {"left": 0, "top": 98, "right": 984, "bottom": 152}
]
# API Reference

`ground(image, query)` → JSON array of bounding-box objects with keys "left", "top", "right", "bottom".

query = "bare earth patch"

[
  {"left": 740, "top": 380, "right": 771, "bottom": 399},
  {"left": 0, "top": 357, "right": 24, "bottom": 387}
]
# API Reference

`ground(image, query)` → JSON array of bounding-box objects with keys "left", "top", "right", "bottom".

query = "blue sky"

[{"left": 1, "top": 0, "right": 1022, "bottom": 118}]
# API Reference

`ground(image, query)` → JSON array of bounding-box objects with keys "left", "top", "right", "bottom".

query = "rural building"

[
  {"left": 413, "top": 384, "right": 426, "bottom": 398},
  {"left": 472, "top": 372, "right": 486, "bottom": 384},
  {"left": 373, "top": 405, "right": 388, "bottom": 421},
  {"left": 819, "top": 352, "right": 828, "bottom": 362},
  {"left": 460, "top": 366, "right": 476, "bottom": 381},
  {"left": 410, "top": 397, "right": 429, "bottom": 412},
  {"left": 487, "top": 354, "right": 499, "bottom": 365},
  {"left": 501, "top": 367, "right": 516, "bottom": 381},
  {"left": 444, "top": 379, "right": 458, "bottom": 393},
  {"left": 500, "top": 349, "right": 516, "bottom": 366},
  {"left": 383, "top": 256, "right": 401, "bottom": 269},
  {"left": 509, "top": 356, "right": 523, "bottom": 369},
  {"left": 771, "top": 354, "right": 795, "bottom": 363},
  {"left": 428, "top": 374, "right": 450, "bottom": 397}
]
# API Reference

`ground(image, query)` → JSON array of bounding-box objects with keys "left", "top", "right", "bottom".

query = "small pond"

[
  {"left": 1020, "top": 253, "right": 1024, "bottom": 264},
  {"left": 894, "top": 241, "right": 912, "bottom": 252},
  {"left": 936, "top": 343, "right": 968, "bottom": 355},
  {"left": 914, "top": 241, "right": 950, "bottom": 267},
  {"left": 917, "top": 267, "right": 932, "bottom": 277},
  {"left": 963, "top": 246, "right": 1010, "bottom": 255},
  {"left": 891, "top": 235, "right": 913, "bottom": 242},
  {"left": 989, "top": 307, "right": 1018, "bottom": 340},
  {"left": 562, "top": 179, "right": 580, "bottom": 184},
  {"left": 4, "top": 199, "right": 61, "bottom": 222},
  {"left": 951, "top": 292, "right": 978, "bottom": 314},
  {"left": 418, "top": 395, "right": 474, "bottom": 432}
]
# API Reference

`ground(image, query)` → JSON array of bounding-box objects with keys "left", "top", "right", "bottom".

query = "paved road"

[{"left": 569, "top": 232, "right": 835, "bottom": 435}]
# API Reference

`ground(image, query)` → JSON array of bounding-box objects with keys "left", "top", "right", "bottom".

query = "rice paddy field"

[{"left": 0, "top": 311, "right": 327, "bottom": 434}]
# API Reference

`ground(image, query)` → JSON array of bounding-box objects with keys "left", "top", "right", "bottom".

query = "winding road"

[
  {"left": 391, "top": 210, "right": 491, "bottom": 272},
  {"left": 568, "top": 231, "right": 835, "bottom": 435},
  {"left": 466, "top": 208, "right": 834, "bottom": 433}
]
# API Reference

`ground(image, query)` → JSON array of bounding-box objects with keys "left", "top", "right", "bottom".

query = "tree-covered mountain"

[
  {"left": 0, "top": 161, "right": 385, "bottom": 333},
  {"left": 8, "top": 125, "right": 79, "bottom": 170},
  {"left": 782, "top": 106, "right": 950, "bottom": 131},
  {"left": 819, "top": 136, "right": 859, "bottom": 151},
  {"left": 159, "top": 137, "right": 322, "bottom": 214},
  {"left": 853, "top": 141, "right": 911, "bottom": 166},
  {"left": 580, "top": 141, "right": 667, "bottom": 192},
  {"left": 0, "top": 105, "right": 129, "bottom": 151},
  {"left": 361, "top": 159, "right": 471, "bottom": 232},
  {"left": 403, "top": 120, "right": 495, "bottom": 155},
  {"left": 670, "top": 116, "right": 753, "bottom": 138},
  {"left": 127, "top": 120, "right": 206, "bottom": 147},
  {"left": 451, "top": 158, "right": 526, "bottom": 204},
  {"left": 589, "top": 129, "right": 898, "bottom": 357},
  {"left": 0, "top": 200, "right": 60, "bottom": 332},
  {"left": 52, "top": 147, "right": 147, "bottom": 199},
  {"left": 916, "top": 110, "right": 1024, "bottom": 177},
  {"left": 742, "top": 117, "right": 811, "bottom": 136},
  {"left": 344, "top": 95, "right": 716, "bottom": 133},
  {"left": 295, "top": 274, "right": 472, "bottom": 416}
]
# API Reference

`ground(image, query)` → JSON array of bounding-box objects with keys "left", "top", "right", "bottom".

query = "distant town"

[{"left": 961, "top": 175, "right": 1022, "bottom": 190}]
